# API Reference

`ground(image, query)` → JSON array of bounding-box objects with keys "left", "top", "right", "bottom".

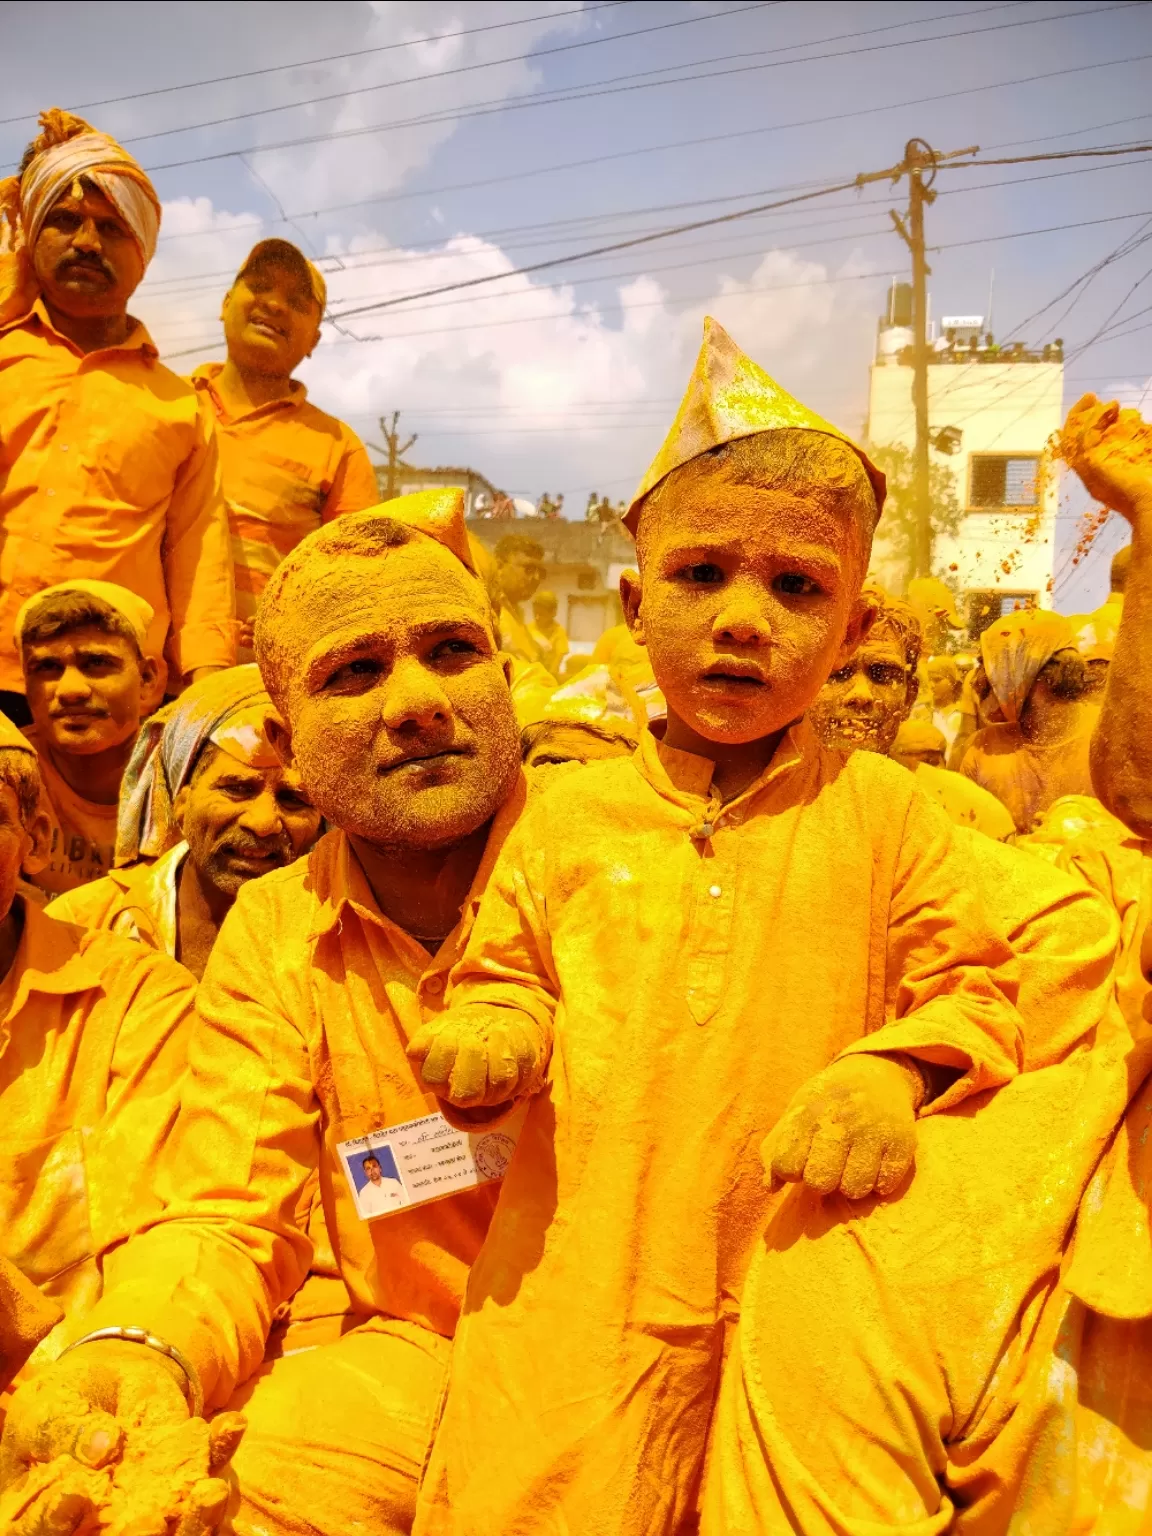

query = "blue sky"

[{"left": 3, "top": 0, "right": 1150, "bottom": 609}]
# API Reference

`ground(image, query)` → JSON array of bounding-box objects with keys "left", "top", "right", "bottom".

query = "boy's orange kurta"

[
  {"left": 701, "top": 830, "right": 1152, "bottom": 1535},
  {"left": 0, "top": 301, "right": 236, "bottom": 692},
  {"left": 413, "top": 722, "right": 1116, "bottom": 1536},
  {"left": 75, "top": 786, "right": 531, "bottom": 1535},
  {"left": 0, "top": 899, "right": 194, "bottom": 1363},
  {"left": 190, "top": 364, "right": 378, "bottom": 651}
]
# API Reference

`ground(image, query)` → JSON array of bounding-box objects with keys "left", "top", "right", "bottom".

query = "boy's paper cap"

[
  {"left": 0, "top": 712, "right": 34, "bottom": 757},
  {"left": 15, "top": 579, "right": 154, "bottom": 651},
  {"left": 239, "top": 238, "right": 327, "bottom": 313},
  {"left": 624, "top": 317, "right": 886, "bottom": 534},
  {"left": 374, "top": 487, "right": 479, "bottom": 576}
]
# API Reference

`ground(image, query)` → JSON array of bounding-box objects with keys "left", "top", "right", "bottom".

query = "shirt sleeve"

[
  {"left": 837, "top": 789, "right": 1111, "bottom": 1109},
  {"left": 161, "top": 394, "right": 237, "bottom": 680},
  {"left": 77, "top": 889, "right": 318, "bottom": 1409},
  {"left": 444, "top": 799, "right": 560, "bottom": 1089},
  {"left": 321, "top": 429, "right": 382, "bottom": 522}
]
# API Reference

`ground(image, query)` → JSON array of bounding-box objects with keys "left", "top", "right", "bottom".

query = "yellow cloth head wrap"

[
  {"left": 15, "top": 579, "right": 154, "bottom": 652},
  {"left": 624, "top": 316, "right": 885, "bottom": 533},
  {"left": 979, "top": 609, "right": 1075, "bottom": 726}
]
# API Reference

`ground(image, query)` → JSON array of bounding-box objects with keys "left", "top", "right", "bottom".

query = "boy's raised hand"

[
  {"left": 1057, "top": 393, "right": 1152, "bottom": 527},
  {"left": 760, "top": 1053, "right": 926, "bottom": 1200},
  {"left": 408, "top": 1007, "right": 549, "bottom": 1108}
]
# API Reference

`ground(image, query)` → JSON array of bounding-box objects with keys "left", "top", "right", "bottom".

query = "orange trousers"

[
  {"left": 700, "top": 1048, "right": 1152, "bottom": 1534},
  {"left": 223, "top": 1313, "right": 449, "bottom": 1536}
]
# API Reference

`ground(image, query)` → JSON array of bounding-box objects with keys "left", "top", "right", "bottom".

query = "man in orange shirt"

[
  {"left": 0, "top": 108, "right": 235, "bottom": 723},
  {"left": 47, "top": 666, "right": 321, "bottom": 977},
  {"left": 191, "top": 240, "right": 379, "bottom": 660},
  {"left": 15, "top": 580, "right": 164, "bottom": 896},
  {"left": 0, "top": 491, "right": 543, "bottom": 1536}
]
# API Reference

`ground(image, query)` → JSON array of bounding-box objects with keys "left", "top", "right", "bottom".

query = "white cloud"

[{"left": 134, "top": 194, "right": 881, "bottom": 502}]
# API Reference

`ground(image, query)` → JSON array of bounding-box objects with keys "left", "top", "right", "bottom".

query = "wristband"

[{"left": 59, "top": 1326, "right": 204, "bottom": 1418}]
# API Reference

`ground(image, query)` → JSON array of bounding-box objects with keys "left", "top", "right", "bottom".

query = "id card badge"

[{"left": 337, "top": 1104, "right": 525, "bottom": 1221}]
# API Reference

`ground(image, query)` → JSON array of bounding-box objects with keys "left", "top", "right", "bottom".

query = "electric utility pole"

[
  {"left": 857, "top": 139, "right": 978, "bottom": 579},
  {"left": 376, "top": 411, "right": 418, "bottom": 499}
]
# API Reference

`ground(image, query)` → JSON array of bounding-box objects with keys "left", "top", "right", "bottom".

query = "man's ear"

[
  {"left": 20, "top": 808, "right": 51, "bottom": 878},
  {"left": 501, "top": 654, "right": 515, "bottom": 687},
  {"left": 619, "top": 569, "right": 645, "bottom": 646},
  {"left": 305, "top": 320, "right": 322, "bottom": 360},
  {"left": 833, "top": 590, "right": 877, "bottom": 667},
  {"left": 172, "top": 783, "right": 190, "bottom": 837},
  {"left": 264, "top": 711, "right": 295, "bottom": 769},
  {"left": 139, "top": 654, "right": 167, "bottom": 715}
]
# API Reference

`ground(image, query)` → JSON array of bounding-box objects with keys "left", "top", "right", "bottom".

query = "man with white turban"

[{"left": 0, "top": 109, "right": 236, "bottom": 723}]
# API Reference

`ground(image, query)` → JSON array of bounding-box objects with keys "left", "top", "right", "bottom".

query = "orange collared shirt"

[
  {"left": 0, "top": 303, "right": 236, "bottom": 691},
  {"left": 46, "top": 840, "right": 185, "bottom": 955},
  {"left": 190, "top": 364, "right": 379, "bottom": 648},
  {"left": 0, "top": 899, "right": 195, "bottom": 1366},
  {"left": 81, "top": 780, "right": 529, "bottom": 1409}
]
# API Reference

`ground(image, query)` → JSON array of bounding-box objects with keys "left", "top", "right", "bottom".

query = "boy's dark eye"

[
  {"left": 681, "top": 563, "right": 725, "bottom": 584},
  {"left": 431, "top": 639, "right": 479, "bottom": 661},
  {"left": 828, "top": 665, "right": 854, "bottom": 683},
  {"left": 775, "top": 572, "right": 821, "bottom": 596},
  {"left": 868, "top": 665, "right": 906, "bottom": 687}
]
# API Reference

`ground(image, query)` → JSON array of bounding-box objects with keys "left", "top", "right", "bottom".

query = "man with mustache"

[
  {"left": 809, "top": 588, "right": 1015, "bottom": 838},
  {"left": 1, "top": 490, "right": 538, "bottom": 1535},
  {"left": 190, "top": 241, "right": 379, "bottom": 662},
  {"left": 16, "top": 580, "right": 165, "bottom": 895},
  {"left": 48, "top": 665, "right": 321, "bottom": 980},
  {"left": 0, "top": 108, "right": 235, "bottom": 725}
]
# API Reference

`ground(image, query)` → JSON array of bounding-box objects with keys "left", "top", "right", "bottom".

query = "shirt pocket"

[{"left": 69, "top": 380, "right": 194, "bottom": 514}]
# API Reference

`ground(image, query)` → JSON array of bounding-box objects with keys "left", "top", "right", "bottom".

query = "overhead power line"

[
  {"left": 0, "top": 1, "right": 627, "bottom": 126},
  {"left": 134, "top": 3, "right": 1143, "bottom": 175},
  {"left": 117, "top": 1, "right": 779, "bottom": 148}
]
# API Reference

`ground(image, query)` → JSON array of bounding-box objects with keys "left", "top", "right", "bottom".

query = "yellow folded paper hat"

[
  {"left": 625, "top": 316, "right": 886, "bottom": 534},
  {"left": 15, "top": 579, "right": 154, "bottom": 651},
  {"left": 373, "top": 487, "right": 479, "bottom": 575},
  {"left": 240, "top": 238, "right": 327, "bottom": 313}
]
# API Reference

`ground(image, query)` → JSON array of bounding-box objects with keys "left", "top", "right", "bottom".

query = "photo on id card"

[{"left": 338, "top": 1106, "right": 524, "bottom": 1222}]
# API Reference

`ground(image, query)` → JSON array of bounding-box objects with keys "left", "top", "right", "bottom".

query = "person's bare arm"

[{"left": 1058, "top": 394, "right": 1152, "bottom": 834}]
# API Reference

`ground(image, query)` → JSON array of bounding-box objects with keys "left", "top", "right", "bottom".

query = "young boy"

[
  {"left": 15, "top": 580, "right": 163, "bottom": 895},
  {"left": 408, "top": 321, "right": 1115, "bottom": 1535}
]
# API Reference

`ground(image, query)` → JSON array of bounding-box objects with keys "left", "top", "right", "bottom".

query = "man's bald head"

[
  {"left": 253, "top": 510, "right": 519, "bottom": 852},
  {"left": 255, "top": 513, "right": 495, "bottom": 711}
]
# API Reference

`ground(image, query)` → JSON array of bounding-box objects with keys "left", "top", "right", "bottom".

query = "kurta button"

[
  {"left": 424, "top": 976, "right": 444, "bottom": 995},
  {"left": 709, "top": 885, "right": 722, "bottom": 898},
  {"left": 693, "top": 822, "right": 714, "bottom": 840}
]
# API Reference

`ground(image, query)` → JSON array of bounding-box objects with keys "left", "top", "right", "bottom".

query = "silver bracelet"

[{"left": 59, "top": 1326, "right": 205, "bottom": 1419}]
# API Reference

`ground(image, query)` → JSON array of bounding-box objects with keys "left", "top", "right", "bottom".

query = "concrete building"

[
  {"left": 374, "top": 462, "right": 500, "bottom": 515},
  {"left": 467, "top": 516, "right": 634, "bottom": 657},
  {"left": 866, "top": 284, "right": 1064, "bottom": 637}
]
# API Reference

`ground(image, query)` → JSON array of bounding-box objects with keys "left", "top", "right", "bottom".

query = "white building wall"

[{"left": 867, "top": 360, "right": 1063, "bottom": 607}]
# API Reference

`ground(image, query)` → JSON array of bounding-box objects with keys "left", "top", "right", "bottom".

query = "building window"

[
  {"left": 969, "top": 455, "right": 1040, "bottom": 509},
  {"left": 966, "top": 589, "right": 1038, "bottom": 640}
]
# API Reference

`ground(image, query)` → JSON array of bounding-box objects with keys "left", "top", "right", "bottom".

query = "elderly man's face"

[
  {"left": 809, "top": 635, "right": 914, "bottom": 755},
  {"left": 175, "top": 748, "right": 321, "bottom": 900},
  {"left": 33, "top": 183, "right": 145, "bottom": 319},
  {"left": 278, "top": 543, "right": 522, "bottom": 851}
]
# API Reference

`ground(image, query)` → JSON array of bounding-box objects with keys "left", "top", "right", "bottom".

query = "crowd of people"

[{"left": 0, "top": 106, "right": 1148, "bottom": 1536}]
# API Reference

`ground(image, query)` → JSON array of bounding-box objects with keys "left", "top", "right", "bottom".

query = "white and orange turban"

[{"left": 0, "top": 108, "right": 160, "bottom": 323}]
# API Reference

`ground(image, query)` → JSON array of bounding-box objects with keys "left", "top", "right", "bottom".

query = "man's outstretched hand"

[
  {"left": 760, "top": 1053, "right": 926, "bottom": 1201},
  {"left": 0, "top": 1341, "right": 244, "bottom": 1536},
  {"left": 1057, "top": 393, "right": 1152, "bottom": 527},
  {"left": 408, "top": 1008, "right": 549, "bottom": 1108}
]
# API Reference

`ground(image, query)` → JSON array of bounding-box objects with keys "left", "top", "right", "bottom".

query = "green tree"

[{"left": 869, "top": 443, "right": 964, "bottom": 589}]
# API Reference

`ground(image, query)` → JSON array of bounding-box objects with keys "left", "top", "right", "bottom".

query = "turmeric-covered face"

[
  {"left": 625, "top": 480, "right": 869, "bottom": 745},
  {"left": 276, "top": 543, "right": 521, "bottom": 850},
  {"left": 809, "top": 635, "right": 913, "bottom": 756}
]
